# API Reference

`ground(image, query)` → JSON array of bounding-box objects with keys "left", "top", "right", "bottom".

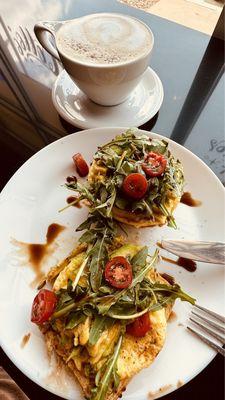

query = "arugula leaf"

[
  {"left": 76, "top": 216, "right": 96, "bottom": 232},
  {"left": 131, "top": 249, "right": 159, "bottom": 288},
  {"left": 64, "top": 181, "right": 95, "bottom": 211},
  {"left": 55, "top": 292, "right": 73, "bottom": 311},
  {"left": 131, "top": 199, "right": 153, "bottom": 217},
  {"left": 97, "top": 250, "right": 159, "bottom": 315},
  {"left": 76, "top": 182, "right": 95, "bottom": 203},
  {"left": 66, "top": 311, "right": 86, "bottom": 329},
  {"left": 72, "top": 256, "right": 89, "bottom": 291},
  {"left": 150, "top": 282, "right": 196, "bottom": 304},
  {"left": 115, "top": 196, "right": 129, "bottom": 210},
  {"left": 112, "top": 367, "right": 120, "bottom": 389},
  {"left": 131, "top": 246, "right": 148, "bottom": 273},
  {"left": 159, "top": 204, "right": 177, "bottom": 229},
  {"left": 120, "top": 160, "right": 136, "bottom": 175},
  {"left": 114, "top": 174, "right": 124, "bottom": 188},
  {"left": 115, "top": 150, "right": 127, "bottom": 172},
  {"left": 100, "top": 186, "right": 108, "bottom": 203},
  {"left": 52, "top": 301, "right": 76, "bottom": 319},
  {"left": 52, "top": 293, "right": 97, "bottom": 320},
  {"left": 99, "top": 285, "right": 115, "bottom": 294},
  {"left": 107, "top": 303, "right": 137, "bottom": 318},
  {"left": 109, "top": 280, "right": 195, "bottom": 319},
  {"left": 148, "top": 139, "right": 168, "bottom": 155},
  {"left": 79, "top": 230, "right": 97, "bottom": 244},
  {"left": 95, "top": 369, "right": 102, "bottom": 388},
  {"left": 91, "top": 335, "right": 123, "bottom": 400},
  {"left": 106, "top": 188, "right": 116, "bottom": 217},
  {"left": 66, "top": 346, "right": 81, "bottom": 362},
  {"left": 89, "top": 315, "right": 115, "bottom": 345},
  {"left": 74, "top": 284, "right": 88, "bottom": 296},
  {"left": 96, "top": 294, "right": 121, "bottom": 315},
  {"left": 89, "top": 231, "right": 108, "bottom": 292}
]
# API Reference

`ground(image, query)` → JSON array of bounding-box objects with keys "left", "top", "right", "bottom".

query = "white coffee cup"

[{"left": 34, "top": 13, "right": 154, "bottom": 106}]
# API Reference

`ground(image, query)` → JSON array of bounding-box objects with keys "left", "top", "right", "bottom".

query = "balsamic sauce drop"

[{"left": 180, "top": 192, "right": 202, "bottom": 207}]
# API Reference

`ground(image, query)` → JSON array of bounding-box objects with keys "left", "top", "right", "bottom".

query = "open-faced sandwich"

[
  {"left": 31, "top": 216, "right": 194, "bottom": 400},
  {"left": 66, "top": 129, "right": 184, "bottom": 228}
]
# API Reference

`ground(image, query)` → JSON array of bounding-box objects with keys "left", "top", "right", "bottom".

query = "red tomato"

[
  {"left": 72, "top": 153, "right": 89, "bottom": 177},
  {"left": 122, "top": 173, "right": 148, "bottom": 200},
  {"left": 104, "top": 256, "right": 133, "bottom": 289},
  {"left": 31, "top": 289, "right": 57, "bottom": 324},
  {"left": 126, "top": 313, "right": 151, "bottom": 337},
  {"left": 142, "top": 152, "right": 167, "bottom": 177}
]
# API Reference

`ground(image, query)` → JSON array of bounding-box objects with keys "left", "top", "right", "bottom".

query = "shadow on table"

[{"left": 170, "top": 7, "right": 224, "bottom": 145}]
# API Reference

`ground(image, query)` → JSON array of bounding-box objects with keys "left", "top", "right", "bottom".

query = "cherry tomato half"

[
  {"left": 31, "top": 289, "right": 57, "bottom": 324},
  {"left": 104, "top": 256, "right": 133, "bottom": 289},
  {"left": 142, "top": 152, "right": 167, "bottom": 177},
  {"left": 126, "top": 313, "right": 151, "bottom": 337},
  {"left": 122, "top": 173, "right": 148, "bottom": 200},
  {"left": 72, "top": 153, "right": 89, "bottom": 177}
]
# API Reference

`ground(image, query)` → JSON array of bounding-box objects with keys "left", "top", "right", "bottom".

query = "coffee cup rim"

[{"left": 55, "top": 12, "right": 154, "bottom": 68}]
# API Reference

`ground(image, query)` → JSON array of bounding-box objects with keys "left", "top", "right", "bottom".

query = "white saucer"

[{"left": 52, "top": 67, "right": 164, "bottom": 129}]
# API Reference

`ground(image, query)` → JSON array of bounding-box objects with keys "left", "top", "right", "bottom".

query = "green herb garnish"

[
  {"left": 88, "top": 315, "right": 115, "bottom": 345},
  {"left": 65, "top": 129, "right": 184, "bottom": 228},
  {"left": 91, "top": 335, "right": 123, "bottom": 400}
]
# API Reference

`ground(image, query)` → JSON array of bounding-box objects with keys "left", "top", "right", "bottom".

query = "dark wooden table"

[{"left": 0, "top": 0, "right": 224, "bottom": 399}]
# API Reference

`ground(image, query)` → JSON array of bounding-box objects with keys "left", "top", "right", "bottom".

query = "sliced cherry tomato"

[
  {"left": 126, "top": 313, "right": 151, "bottom": 337},
  {"left": 122, "top": 173, "right": 148, "bottom": 200},
  {"left": 142, "top": 152, "right": 167, "bottom": 177},
  {"left": 31, "top": 289, "right": 57, "bottom": 324},
  {"left": 72, "top": 153, "right": 89, "bottom": 177},
  {"left": 104, "top": 256, "right": 132, "bottom": 289}
]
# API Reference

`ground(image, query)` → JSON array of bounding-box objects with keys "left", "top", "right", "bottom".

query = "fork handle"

[{"left": 187, "top": 326, "right": 225, "bottom": 357}]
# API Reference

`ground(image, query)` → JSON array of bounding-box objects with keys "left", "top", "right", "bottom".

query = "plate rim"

[
  {"left": 51, "top": 68, "right": 164, "bottom": 129},
  {"left": 0, "top": 127, "right": 224, "bottom": 400},
  {"left": 1, "top": 127, "right": 223, "bottom": 198}
]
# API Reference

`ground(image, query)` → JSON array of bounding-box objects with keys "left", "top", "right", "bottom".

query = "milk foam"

[{"left": 56, "top": 14, "right": 152, "bottom": 64}]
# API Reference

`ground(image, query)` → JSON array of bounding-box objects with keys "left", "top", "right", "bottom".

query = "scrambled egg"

[
  {"left": 88, "top": 323, "right": 121, "bottom": 365},
  {"left": 88, "top": 159, "right": 107, "bottom": 183},
  {"left": 74, "top": 317, "right": 91, "bottom": 346}
]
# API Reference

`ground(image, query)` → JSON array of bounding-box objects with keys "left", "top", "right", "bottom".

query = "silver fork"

[{"left": 187, "top": 304, "right": 225, "bottom": 356}]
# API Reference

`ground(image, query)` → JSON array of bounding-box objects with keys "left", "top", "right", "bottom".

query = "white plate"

[
  {"left": 52, "top": 68, "right": 163, "bottom": 129},
  {"left": 0, "top": 128, "right": 224, "bottom": 400}
]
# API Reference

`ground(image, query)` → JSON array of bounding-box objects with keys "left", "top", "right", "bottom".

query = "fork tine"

[
  {"left": 187, "top": 326, "right": 225, "bottom": 356},
  {"left": 194, "top": 304, "right": 225, "bottom": 323},
  {"left": 191, "top": 311, "right": 225, "bottom": 334},
  {"left": 190, "top": 317, "right": 225, "bottom": 343}
]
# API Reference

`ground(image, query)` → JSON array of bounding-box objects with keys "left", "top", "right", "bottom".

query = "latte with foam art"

[{"left": 56, "top": 13, "right": 153, "bottom": 65}]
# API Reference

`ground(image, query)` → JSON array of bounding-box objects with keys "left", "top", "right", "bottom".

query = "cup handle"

[{"left": 34, "top": 21, "right": 65, "bottom": 61}]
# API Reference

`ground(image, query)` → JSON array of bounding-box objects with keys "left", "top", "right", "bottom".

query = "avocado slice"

[
  {"left": 53, "top": 252, "right": 86, "bottom": 291},
  {"left": 110, "top": 244, "right": 142, "bottom": 259}
]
